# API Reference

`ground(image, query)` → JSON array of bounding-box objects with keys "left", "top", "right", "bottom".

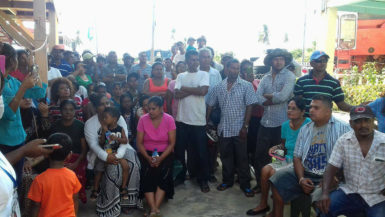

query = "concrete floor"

[{"left": 78, "top": 169, "right": 299, "bottom": 217}]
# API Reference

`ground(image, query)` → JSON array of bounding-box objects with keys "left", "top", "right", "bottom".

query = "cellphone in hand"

[{"left": 39, "top": 144, "right": 62, "bottom": 149}]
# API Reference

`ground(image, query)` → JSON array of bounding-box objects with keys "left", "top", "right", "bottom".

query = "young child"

[
  {"left": 111, "top": 82, "right": 123, "bottom": 108},
  {"left": 120, "top": 93, "right": 136, "bottom": 146},
  {"left": 98, "top": 107, "right": 130, "bottom": 199},
  {"left": 28, "top": 133, "right": 82, "bottom": 217}
]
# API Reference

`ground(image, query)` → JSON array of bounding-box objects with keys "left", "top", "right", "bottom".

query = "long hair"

[{"left": 50, "top": 77, "right": 75, "bottom": 104}]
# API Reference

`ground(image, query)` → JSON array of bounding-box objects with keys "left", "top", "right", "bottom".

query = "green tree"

[{"left": 290, "top": 49, "right": 302, "bottom": 61}]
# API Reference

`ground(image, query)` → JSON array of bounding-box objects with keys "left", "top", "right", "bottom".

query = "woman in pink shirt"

[{"left": 136, "top": 96, "right": 176, "bottom": 217}]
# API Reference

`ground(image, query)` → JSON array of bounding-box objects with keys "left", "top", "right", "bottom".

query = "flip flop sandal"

[
  {"left": 243, "top": 188, "right": 255, "bottom": 197},
  {"left": 217, "top": 183, "right": 231, "bottom": 191}
]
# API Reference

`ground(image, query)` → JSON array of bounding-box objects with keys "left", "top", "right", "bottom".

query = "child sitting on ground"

[
  {"left": 28, "top": 133, "right": 82, "bottom": 217},
  {"left": 94, "top": 107, "right": 130, "bottom": 200}
]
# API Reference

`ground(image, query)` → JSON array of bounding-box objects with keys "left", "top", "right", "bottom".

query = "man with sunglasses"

[{"left": 294, "top": 51, "right": 352, "bottom": 117}]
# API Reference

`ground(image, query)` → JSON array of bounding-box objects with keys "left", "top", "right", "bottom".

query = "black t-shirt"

[
  {"left": 98, "top": 125, "right": 123, "bottom": 152},
  {"left": 51, "top": 119, "right": 85, "bottom": 154}
]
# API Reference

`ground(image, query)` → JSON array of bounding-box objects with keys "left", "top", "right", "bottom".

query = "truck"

[{"left": 334, "top": 19, "right": 385, "bottom": 72}]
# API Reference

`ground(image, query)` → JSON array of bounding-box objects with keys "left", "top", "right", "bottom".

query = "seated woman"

[
  {"left": 49, "top": 77, "right": 83, "bottom": 122},
  {"left": 20, "top": 98, "right": 50, "bottom": 142},
  {"left": 50, "top": 99, "right": 88, "bottom": 203},
  {"left": 84, "top": 93, "right": 141, "bottom": 216},
  {"left": 137, "top": 96, "right": 176, "bottom": 217},
  {"left": 142, "top": 62, "right": 170, "bottom": 112},
  {"left": 246, "top": 97, "right": 310, "bottom": 216}
]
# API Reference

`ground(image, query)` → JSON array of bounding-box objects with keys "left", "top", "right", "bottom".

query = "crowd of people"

[{"left": 0, "top": 35, "right": 384, "bottom": 217}]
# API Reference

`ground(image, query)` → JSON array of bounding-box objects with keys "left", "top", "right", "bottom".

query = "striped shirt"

[
  {"left": 294, "top": 71, "right": 345, "bottom": 116},
  {"left": 207, "top": 77, "right": 258, "bottom": 137},
  {"left": 50, "top": 60, "right": 73, "bottom": 77},
  {"left": 293, "top": 116, "right": 351, "bottom": 176},
  {"left": 49, "top": 99, "right": 84, "bottom": 123},
  {"left": 256, "top": 68, "right": 296, "bottom": 128},
  {"left": 329, "top": 130, "right": 385, "bottom": 207}
]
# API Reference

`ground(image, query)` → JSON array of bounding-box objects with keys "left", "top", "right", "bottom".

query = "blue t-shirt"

[
  {"left": 369, "top": 98, "right": 385, "bottom": 133},
  {"left": 281, "top": 117, "right": 311, "bottom": 159},
  {"left": 304, "top": 124, "right": 328, "bottom": 175}
]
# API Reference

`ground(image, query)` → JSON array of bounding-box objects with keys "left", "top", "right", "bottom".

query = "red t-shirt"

[
  {"left": 9, "top": 69, "right": 27, "bottom": 82},
  {"left": 28, "top": 168, "right": 82, "bottom": 217}
]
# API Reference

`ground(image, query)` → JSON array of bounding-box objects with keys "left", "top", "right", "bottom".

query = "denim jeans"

[
  {"left": 175, "top": 122, "right": 209, "bottom": 184},
  {"left": 324, "top": 189, "right": 385, "bottom": 217}
]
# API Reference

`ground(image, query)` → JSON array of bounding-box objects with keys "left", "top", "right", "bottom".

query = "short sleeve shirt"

[
  {"left": 328, "top": 130, "right": 385, "bottom": 206},
  {"left": 281, "top": 118, "right": 311, "bottom": 159},
  {"left": 175, "top": 70, "right": 209, "bottom": 126},
  {"left": 28, "top": 168, "right": 81, "bottom": 217},
  {"left": 137, "top": 113, "right": 176, "bottom": 152},
  {"left": 50, "top": 120, "right": 85, "bottom": 154},
  {"left": 294, "top": 71, "right": 345, "bottom": 116}
]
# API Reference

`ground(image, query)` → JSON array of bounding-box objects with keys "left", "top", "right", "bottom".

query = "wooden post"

[
  {"left": 34, "top": 0, "right": 48, "bottom": 83},
  {"left": 48, "top": 9, "right": 58, "bottom": 52}
]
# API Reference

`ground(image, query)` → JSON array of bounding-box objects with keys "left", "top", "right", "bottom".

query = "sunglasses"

[{"left": 313, "top": 59, "right": 328, "bottom": 63}]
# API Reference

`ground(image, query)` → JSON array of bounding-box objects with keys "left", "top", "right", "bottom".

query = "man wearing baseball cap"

[
  {"left": 50, "top": 44, "right": 73, "bottom": 77},
  {"left": 294, "top": 51, "right": 352, "bottom": 116},
  {"left": 82, "top": 51, "right": 100, "bottom": 82},
  {"left": 319, "top": 105, "right": 385, "bottom": 217}
]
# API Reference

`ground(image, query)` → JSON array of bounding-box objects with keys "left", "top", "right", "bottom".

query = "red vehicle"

[{"left": 335, "top": 19, "right": 385, "bottom": 72}]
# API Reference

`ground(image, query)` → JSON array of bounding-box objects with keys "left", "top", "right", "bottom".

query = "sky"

[{"left": 53, "top": 0, "right": 323, "bottom": 60}]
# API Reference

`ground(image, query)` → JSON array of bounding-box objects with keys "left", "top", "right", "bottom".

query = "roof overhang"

[{"left": 328, "top": 0, "right": 385, "bottom": 15}]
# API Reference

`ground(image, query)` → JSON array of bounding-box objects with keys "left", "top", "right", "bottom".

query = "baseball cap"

[
  {"left": 82, "top": 52, "right": 94, "bottom": 61},
  {"left": 53, "top": 44, "right": 65, "bottom": 50},
  {"left": 350, "top": 105, "right": 375, "bottom": 121},
  {"left": 310, "top": 51, "right": 330, "bottom": 62}
]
